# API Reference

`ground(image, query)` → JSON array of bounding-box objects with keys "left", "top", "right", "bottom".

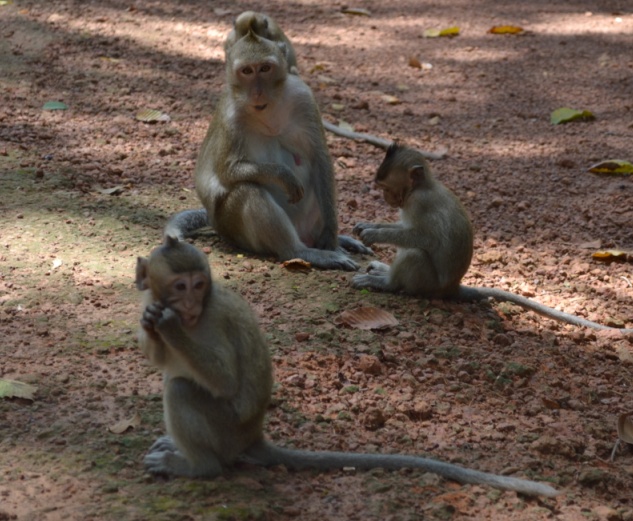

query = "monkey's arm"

[
  {"left": 358, "top": 226, "right": 435, "bottom": 250},
  {"left": 459, "top": 286, "right": 633, "bottom": 332},
  {"left": 148, "top": 305, "right": 241, "bottom": 396},
  {"left": 226, "top": 161, "right": 304, "bottom": 204},
  {"left": 353, "top": 222, "right": 402, "bottom": 235}
]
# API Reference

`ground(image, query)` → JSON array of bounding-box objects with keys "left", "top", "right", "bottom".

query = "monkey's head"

[
  {"left": 136, "top": 236, "right": 211, "bottom": 328},
  {"left": 375, "top": 143, "right": 433, "bottom": 208},
  {"left": 227, "top": 30, "right": 288, "bottom": 114}
]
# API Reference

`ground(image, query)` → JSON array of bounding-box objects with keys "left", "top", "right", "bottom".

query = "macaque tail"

[
  {"left": 458, "top": 286, "right": 632, "bottom": 332},
  {"left": 245, "top": 440, "right": 559, "bottom": 498},
  {"left": 164, "top": 209, "right": 209, "bottom": 241},
  {"left": 321, "top": 120, "right": 447, "bottom": 160}
]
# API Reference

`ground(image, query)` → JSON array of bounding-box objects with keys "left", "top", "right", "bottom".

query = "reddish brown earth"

[{"left": 1, "top": 1, "right": 633, "bottom": 520}]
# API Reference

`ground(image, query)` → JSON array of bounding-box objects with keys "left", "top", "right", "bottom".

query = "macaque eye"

[
  {"left": 193, "top": 280, "right": 206, "bottom": 290},
  {"left": 174, "top": 281, "right": 187, "bottom": 292},
  {"left": 241, "top": 66, "right": 254, "bottom": 75},
  {"left": 260, "top": 64, "right": 271, "bottom": 73}
]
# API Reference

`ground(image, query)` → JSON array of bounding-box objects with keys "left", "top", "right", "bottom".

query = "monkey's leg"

[
  {"left": 390, "top": 249, "right": 443, "bottom": 296},
  {"left": 146, "top": 377, "right": 240, "bottom": 477},
  {"left": 219, "top": 186, "right": 359, "bottom": 271}
]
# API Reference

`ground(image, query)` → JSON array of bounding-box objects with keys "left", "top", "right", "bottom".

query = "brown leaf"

[
  {"left": 335, "top": 306, "right": 398, "bottom": 330},
  {"left": 109, "top": 413, "right": 141, "bottom": 434},
  {"left": 281, "top": 258, "right": 312, "bottom": 272},
  {"left": 617, "top": 413, "right": 633, "bottom": 444},
  {"left": 488, "top": 25, "right": 524, "bottom": 34},
  {"left": 341, "top": 7, "right": 371, "bottom": 16},
  {"left": 408, "top": 56, "right": 422, "bottom": 69}
]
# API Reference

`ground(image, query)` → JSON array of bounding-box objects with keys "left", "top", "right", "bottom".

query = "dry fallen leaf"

[
  {"left": 409, "top": 56, "right": 422, "bottom": 69},
  {"left": 335, "top": 306, "right": 399, "bottom": 330},
  {"left": 341, "top": 7, "right": 371, "bottom": 16},
  {"left": 135, "top": 108, "right": 171, "bottom": 123},
  {"left": 94, "top": 185, "right": 125, "bottom": 196},
  {"left": 423, "top": 26, "right": 460, "bottom": 38},
  {"left": 109, "top": 413, "right": 141, "bottom": 434},
  {"left": 489, "top": 25, "right": 524, "bottom": 34},
  {"left": 381, "top": 95, "right": 401, "bottom": 105},
  {"left": 617, "top": 413, "right": 633, "bottom": 444},
  {"left": 588, "top": 159, "right": 633, "bottom": 176},
  {"left": 282, "top": 258, "right": 312, "bottom": 272},
  {"left": 592, "top": 250, "right": 629, "bottom": 261}
]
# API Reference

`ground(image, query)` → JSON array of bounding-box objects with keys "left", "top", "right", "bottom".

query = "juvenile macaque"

[
  {"left": 164, "top": 30, "right": 368, "bottom": 270},
  {"left": 136, "top": 236, "right": 559, "bottom": 497},
  {"left": 352, "top": 144, "right": 633, "bottom": 332},
  {"left": 224, "top": 11, "right": 299, "bottom": 74}
]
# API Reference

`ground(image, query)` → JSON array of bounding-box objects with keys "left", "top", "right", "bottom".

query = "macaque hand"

[
  {"left": 141, "top": 303, "right": 179, "bottom": 334},
  {"left": 284, "top": 178, "right": 304, "bottom": 204},
  {"left": 352, "top": 222, "right": 375, "bottom": 236},
  {"left": 358, "top": 228, "right": 380, "bottom": 247}
]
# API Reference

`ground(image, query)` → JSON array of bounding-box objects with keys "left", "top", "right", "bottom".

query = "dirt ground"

[{"left": 1, "top": 0, "right": 633, "bottom": 520}]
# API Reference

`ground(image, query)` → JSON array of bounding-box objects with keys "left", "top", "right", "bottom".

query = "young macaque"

[
  {"left": 164, "top": 30, "right": 368, "bottom": 270},
  {"left": 136, "top": 236, "right": 559, "bottom": 497},
  {"left": 224, "top": 11, "right": 299, "bottom": 74},
  {"left": 352, "top": 144, "right": 633, "bottom": 332}
]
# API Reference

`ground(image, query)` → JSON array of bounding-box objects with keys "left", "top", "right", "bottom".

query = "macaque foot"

[
  {"left": 298, "top": 249, "right": 359, "bottom": 271},
  {"left": 351, "top": 273, "right": 390, "bottom": 291},
  {"left": 338, "top": 235, "right": 373, "bottom": 256},
  {"left": 367, "top": 261, "right": 389, "bottom": 274},
  {"left": 144, "top": 437, "right": 191, "bottom": 476},
  {"left": 148, "top": 435, "right": 177, "bottom": 453}
]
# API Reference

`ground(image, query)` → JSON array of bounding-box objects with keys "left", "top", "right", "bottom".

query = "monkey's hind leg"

[
  {"left": 220, "top": 186, "right": 359, "bottom": 271},
  {"left": 146, "top": 377, "right": 234, "bottom": 478}
]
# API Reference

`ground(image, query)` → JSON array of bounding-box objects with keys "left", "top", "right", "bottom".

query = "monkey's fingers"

[
  {"left": 352, "top": 222, "right": 372, "bottom": 235},
  {"left": 286, "top": 183, "right": 304, "bottom": 204},
  {"left": 339, "top": 235, "right": 373, "bottom": 255},
  {"left": 359, "top": 229, "right": 377, "bottom": 247}
]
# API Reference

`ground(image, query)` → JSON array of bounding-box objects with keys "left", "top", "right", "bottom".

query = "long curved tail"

[
  {"left": 245, "top": 440, "right": 559, "bottom": 498},
  {"left": 458, "top": 285, "right": 632, "bottom": 332},
  {"left": 163, "top": 209, "right": 209, "bottom": 241},
  {"left": 321, "top": 120, "right": 447, "bottom": 160}
]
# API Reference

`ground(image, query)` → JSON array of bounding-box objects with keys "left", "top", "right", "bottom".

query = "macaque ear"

[
  {"left": 276, "top": 41, "right": 288, "bottom": 59},
  {"left": 409, "top": 165, "right": 427, "bottom": 185},
  {"left": 135, "top": 257, "right": 150, "bottom": 291}
]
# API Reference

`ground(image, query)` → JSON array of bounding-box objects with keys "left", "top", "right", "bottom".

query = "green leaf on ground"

[
  {"left": 0, "top": 378, "right": 38, "bottom": 400},
  {"left": 550, "top": 107, "right": 595, "bottom": 124},
  {"left": 588, "top": 159, "right": 633, "bottom": 176},
  {"left": 43, "top": 101, "right": 68, "bottom": 110},
  {"left": 423, "top": 26, "right": 460, "bottom": 38}
]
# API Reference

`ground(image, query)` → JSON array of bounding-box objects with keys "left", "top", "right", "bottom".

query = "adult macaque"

[
  {"left": 136, "top": 236, "right": 559, "bottom": 497},
  {"left": 352, "top": 144, "right": 633, "bottom": 332},
  {"left": 223, "top": 11, "right": 446, "bottom": 160},
  {"left": 164, "top": 31, "right": 368, "bottom": 270},
  {"left": 224, "top": 10, "right": 299, "bottom": 74}
]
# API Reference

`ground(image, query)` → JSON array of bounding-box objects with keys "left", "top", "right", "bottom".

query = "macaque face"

[
  {"left": 237, "top": 61, "right": 277, "bottom": 111},
  {"left": 376, "top": 178, "right": 407, "bottom": 209},
  {"left": 164, "top": 271, "right": 209, "bottom": 328}
]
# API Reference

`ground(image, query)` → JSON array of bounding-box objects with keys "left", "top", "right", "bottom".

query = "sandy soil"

[{"left": 1, "top": 0, "right": 632, "bottom": 520}]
